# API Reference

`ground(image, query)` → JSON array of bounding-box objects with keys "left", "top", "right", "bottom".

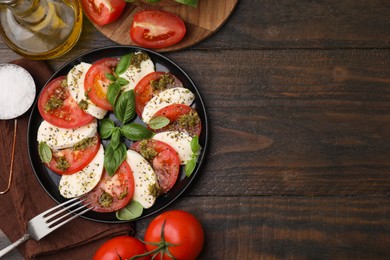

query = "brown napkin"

[{"left": 0, "top": 58, "right": 134, "bottom": 259}]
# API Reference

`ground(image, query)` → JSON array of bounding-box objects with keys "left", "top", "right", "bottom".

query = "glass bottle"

[{"left": 0, "top": 0, "right": 82, "bottom": 59}]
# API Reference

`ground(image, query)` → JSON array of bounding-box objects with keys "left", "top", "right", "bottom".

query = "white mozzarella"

[
  {"left": 67, "top": 62, "right": 108, "bottom": 119},
  {"left": 37, "top": 119, "right": 98, "bottom": 150},
  {"left": 120, "top": 54, "right": 155, "bottom": 91},
  {"left": 59, "top": 144, "right": 104, "bottom": 198},
  {"left": 126, "top": 150, "right": 157, "bottom": 209},
  {"left": 153, "top": 131, "right": 193, "bottom": 165},
  {"left": 142, "top": 87, "right": 195, "bottom": 124}
]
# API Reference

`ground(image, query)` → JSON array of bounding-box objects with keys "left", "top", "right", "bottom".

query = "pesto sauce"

[
  {"left": 72, "top": 136, "right": 97, "bottom": 150},
  {"left": 177, "top": 111, "right": 200, "bottom": 128},
  {"left": 44, "top": 96, "right": 63, "bottom": 112},
  {"left": 99, "top": 191, "right": 113, "bottom": 207},
  {"left": 118, "top": 187, "right": 128, "bottom": 200},
  {"left": 131, "top": 53, "right": 150, "bottom": 69},
  {"left": 150, "top": 74, "right": 175, "bottom": 92},
  {"left": 78, "top": 100, "right": 89, "bottom": 111},
  {"left": 139, "top": 140, "right": 158, "bottom": 160},
  {"left": 44, "top": 81, "right": 67, "bottom": 112},
  {"left": 148, "top": 183, "right": 163, "bottom": 197},
  {"left": 56, "top": 156, "right": 70, "bottom": 171}
]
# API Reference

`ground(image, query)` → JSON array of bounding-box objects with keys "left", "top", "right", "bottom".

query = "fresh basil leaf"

[
  {"left": 111, "top": 128, "right": 121, "bottom": 150},
  {"left": 190, "top": 136, "right": 200, "bottom": 154},
  {"left": 107, "top": 82, "right": 122, "bottom": 107},
  {"left": 185, "top": 158, "right": 197, "bottom": 177},
  {"left": 115, "top": 53, "right": 132, "bottom": 75},
  {"left": 105, "top": 73, "right": 117, "bottom": 82},
  {"left": 99, "top": 119, "right": 115, "bottom": 139},
  {"left": 38, "top": 142, "right": 52, "bottom": 163},
  {"left": 116, "top": 77, "right": 129, "bottom": 87},
  {"left": 104, "top": 142, "right": 127, "bottom": 176},
  {"left": 148, "top": 116, "right": 170, "bottom": 130},
  {"left": 121, "top": 123, "right": 154, "bottom": 141},
  {"left": 116, "top": 200, "right": 143, "bottom": 220},
  {"left": 114, "top": 90, "right": 135, "bottom": 124}
]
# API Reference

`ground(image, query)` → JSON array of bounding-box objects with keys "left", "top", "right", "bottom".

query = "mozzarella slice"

[
  {"left": 67, "top": 62, "right": 108, "bottom": 119},
  {"left": 37, "top": 119, "right": 97, "bottom": 150},
  {"left": 142, "top": 87, "right": 195, "bottom": 124},
  {"left": 59, "top": 144, "right": 104, "bottom": 198},
  {"left": 126, "top": 150, "right": 157, "bottom": 209},
  {"left": 120, "top": 53, "right": 155, "bottom": 91},
  {"left": 153, "top": 131, "right": 194, "bottom": 165}
]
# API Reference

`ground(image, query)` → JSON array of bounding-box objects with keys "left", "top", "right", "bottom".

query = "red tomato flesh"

[
  {"left": 130, "top": 10, "right": 186, "bottom": 49},
  {"left": 84, "top": 57, "right": 119, "bottom": 111},
  {"left": 38, "top": 76, "right": 94, "bottom": 129},
  {"left": 151, "top": 104, "right": 202, "bottom": 137},
  {"left": 46, "top": 134, "right": 100, "bottom": 175},
  {"left": 81, "top": 0, "right": 126, "bottom": 26},
  {"left": 131, "top": 139, "right": 180, "bottom": 193},
  {"left": 134, "top": 71, "right": 183, "bottom": 117},
  {"left": 85, "top": 161, "right": 134, "bottom": 213},
  {"left": 93, "top": 236, "right": 150, "bottom": 260}
]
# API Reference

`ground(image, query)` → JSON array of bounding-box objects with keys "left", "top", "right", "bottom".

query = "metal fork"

[{"left": 0, "top": 197, "right": 92, "bottom": 258}]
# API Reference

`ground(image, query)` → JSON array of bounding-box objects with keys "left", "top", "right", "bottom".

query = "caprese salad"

[{"left": 36, "top": 52, "right": 202, "bottom": 220}]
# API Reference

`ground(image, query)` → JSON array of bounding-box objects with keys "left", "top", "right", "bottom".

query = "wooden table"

[{"left": 1, "top": 1, "right": 390, "bottom": 259}]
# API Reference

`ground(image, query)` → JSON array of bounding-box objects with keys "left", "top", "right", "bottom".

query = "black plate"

[{"left": 27, "top": 46, "right": 208, "bottom": 223}]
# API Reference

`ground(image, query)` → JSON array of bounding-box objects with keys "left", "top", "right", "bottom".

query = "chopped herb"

[
  {"left": 139, "top": 140, "right": 158, "bottom": 160},
  {"left": 78, "top": 100, "right": 89, "bottom": 111},
  {"left": 148, "top": 183, "right": 163, "bottom": 197},
  {"left": 72, "top": 136, "right": 97, "bottom": 150},
  {"left": 56, "top": 156, "right": 70, "bottom": 171},
  {"left": 130, "top": 52, "right": 150, "bottom": 68},
  {"left": 177, "top": 111, "right": 200, "bottom": 128},
  {"left": 150, "top": 73, "right": 175, "bottom": 92},
  {"left": 99, "top": 191, "right": 114, "bottom": 207}
]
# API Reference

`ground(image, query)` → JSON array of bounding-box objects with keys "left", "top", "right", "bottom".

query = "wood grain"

[
  {"left": 1, "top": 0, "right": 390, "bottom": 259},
  {"left": 93, "top": 0, "right": 239, "bottom": 52}
]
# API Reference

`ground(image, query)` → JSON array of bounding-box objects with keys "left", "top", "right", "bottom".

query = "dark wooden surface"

[{"left": 1, "top": 0, "right": 390, "bottom": 259}]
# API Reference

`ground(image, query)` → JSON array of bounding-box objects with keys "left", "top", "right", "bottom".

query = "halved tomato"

[
  {"left": 84, "top": 57, "right": 119, "bottom": 111},
  {"left": 132, "top": 139, "right": 180, "bottom": 193},
  {"left": 46, "top": 134, "right": 100, "bottom": 175},
  {"left": 130, "top": 10, "right": 186, "bottom": 49},
  {"left": 85, "top": 161, "right": 135, "bottom": 213},
  {"left": 81, "top": 0, "right": 126, "bottom": 26},
  {"left": 38, "top": 76, "right": 94, "bottom": 129},
  {"left": 134, "top": 72, "right": 183, "bottom": 117},
  {"left": 151, "top": 104, "right": 202, "bottom": 137}
]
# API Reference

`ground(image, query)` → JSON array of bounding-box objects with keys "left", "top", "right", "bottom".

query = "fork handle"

[{"left": 0, "top": 233, "right": 30, "bottom": 257}]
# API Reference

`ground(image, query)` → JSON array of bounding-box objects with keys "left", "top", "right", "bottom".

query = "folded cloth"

[{"left": 0, "top": 58, "right": 134, "bottom": 260}]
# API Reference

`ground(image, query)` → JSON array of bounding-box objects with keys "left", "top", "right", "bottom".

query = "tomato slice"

[
  {"left": 135, "top": 72, "right": 183, "bottom": 117},
  {"left": 132, "top": 139, "right": 180, "bottom": 193},
  {"left": 130, "top": 10, "right": 186, "bottom": 49},
  {"left": 38, "top": 76, "right": 94, "bottom": 128},
  {"left": 151, "top": 104, "right": 202, "bottom": 137},
  {"left": 46, "top": 134, "right": 100, "bottom": 175},
  {"left": 81, "top": 0, "right": 126, "bottom": 26},
  {"left": 84, "top": 57, "right": 119, "bottom": 111},
  {"left": 85, "top": 161, "right": 134, "bottom": 213}
]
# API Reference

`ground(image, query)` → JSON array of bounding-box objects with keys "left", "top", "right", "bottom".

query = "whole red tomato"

[
  {"left": 93, "top": 236, "right": 150, "bottom": 260},
  {"left": 143, "top": 210, "right": 204, "bottom": 260}
]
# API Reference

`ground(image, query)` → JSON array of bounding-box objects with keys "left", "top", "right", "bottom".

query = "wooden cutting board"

[{"left": 93, "top": 0, "right": 239, "bottom": 52}]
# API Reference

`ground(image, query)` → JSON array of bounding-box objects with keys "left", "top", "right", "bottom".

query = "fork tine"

[
  {"left": 43, "top": 197, "right": 88, "bottom": 221},
  {"left": 46, "top": 201, "right": 93, "bottom": 230},
  {"left": 41, "top": 197, "right": 80, "bottom": 217}
]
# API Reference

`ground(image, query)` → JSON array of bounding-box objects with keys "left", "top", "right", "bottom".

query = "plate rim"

[{"left": 27, "top": 45, "right": 209, "bottom": 223}]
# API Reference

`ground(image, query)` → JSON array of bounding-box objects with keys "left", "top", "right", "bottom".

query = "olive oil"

[{"left": 0, "top": 0, "right": 82, "bottom": 59}]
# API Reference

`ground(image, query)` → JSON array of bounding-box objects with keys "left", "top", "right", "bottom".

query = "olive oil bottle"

[{"left": 0, "top": 0, "right": 82, "bottom": 59}]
